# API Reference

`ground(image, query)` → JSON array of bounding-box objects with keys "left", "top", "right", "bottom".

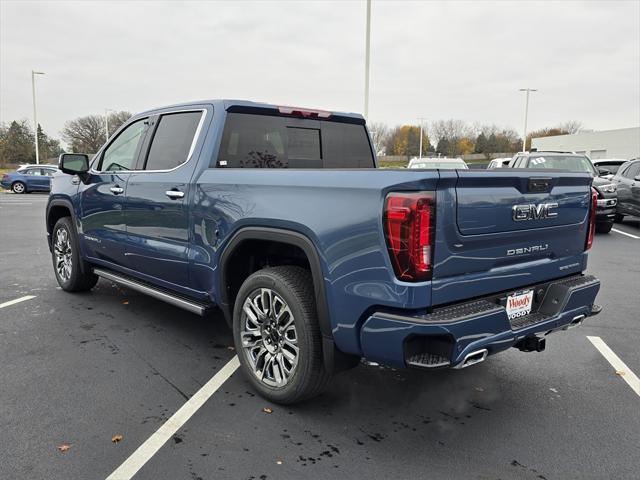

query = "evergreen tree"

[{"left": 474, "top": 133, "right": 487, "bottom": 153}]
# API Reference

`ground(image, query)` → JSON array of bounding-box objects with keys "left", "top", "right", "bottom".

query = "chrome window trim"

[{"left": 89, "top": 108, "right": 207, "bottom": 175}]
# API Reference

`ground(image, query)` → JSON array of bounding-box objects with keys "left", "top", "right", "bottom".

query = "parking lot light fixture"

[
  {"left": 519, "top": 88, "right": 537, "bottom": 153},
  {"left": 104, "top": 108, "right": 116, "bottom": 141},
  {"left": 364, "top": 0, "right": 371, "bottom": 119},
  {"left": 418, "top": 117, "right": 426, "bottom": 159},
  {"left": 31, "top": 70, "right": 45, "bottom": 164}
]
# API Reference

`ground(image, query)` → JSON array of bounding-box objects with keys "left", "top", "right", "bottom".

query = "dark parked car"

[
  {"left": 511, "top": 152, "right": 618, "bottom": 233},
  {"left": 612, "top": 158, "right": 640, "bottom": 222},
  {"left": 1, "top": 165, "right": 58, "bottom": 193}
]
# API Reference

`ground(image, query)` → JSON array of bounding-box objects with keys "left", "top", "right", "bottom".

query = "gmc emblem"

[{"left": 512, "top": 202, "right": 558, "bottom": 221}]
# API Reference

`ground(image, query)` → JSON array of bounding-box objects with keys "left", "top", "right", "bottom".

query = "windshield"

[
  {"left": 527, "top": 155, "right": 597, "bottom": 175},
  {"left": 595, "top": 162, "right": 623, "bottom": 174}
]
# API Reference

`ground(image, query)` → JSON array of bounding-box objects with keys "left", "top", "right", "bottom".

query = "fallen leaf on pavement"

[
  {"left": 227, "top": 346, "right": 235, "bottom": 351},
  {"left": 111, "top": 434, "right": 123, "bottom": 443},
  {"left": 615, "top": 370, "right": 625, "bottom": 376},
  {"left": 262, "top": 407, "right": 273, "bottom": 414},
  {"left": 58, "top": 443, "right": 71, "bottom": 453},
  {"left": 122, "top": 300, "right": 129, "bottom": 305}
]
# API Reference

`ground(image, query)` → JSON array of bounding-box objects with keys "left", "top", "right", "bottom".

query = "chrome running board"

[{"left": 93, "top": 268, "right": 207, "bottom": 316}]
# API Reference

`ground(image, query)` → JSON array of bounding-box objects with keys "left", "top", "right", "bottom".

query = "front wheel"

[
  {"left": 52, "top": 217, "right": 99, "bottom": 292},
  {"left": 614, "top": 213, "right": 624, "bottom": 223},
  {"left": 11, "top": 181, "right": 26, "bottom": 194},
  {"left": 233, "top": 266, "right": 331, "bottom": 404}
]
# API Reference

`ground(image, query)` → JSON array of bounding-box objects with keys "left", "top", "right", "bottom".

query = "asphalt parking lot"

[{"left": 1, "top": 192, "right": 639, "bottom": 480}]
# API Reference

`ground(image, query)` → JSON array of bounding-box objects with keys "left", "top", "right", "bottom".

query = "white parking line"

[
  {"left": 587, "top": 336, "right": 640, "bottom": 397},
  {"left": 611, "top": 228, "right": 640, "bottom": 239},
  {"left": 106, "top": 355, "right": 240, "bottom": 480},
  {"left": 0, "top": 295, "right": 37, "bottom": 309}
]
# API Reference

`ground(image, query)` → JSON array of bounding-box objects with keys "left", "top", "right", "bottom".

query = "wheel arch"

[
  {"left": 218, "top": 226, "right": 359, "bottom": 374},
  {"left": 45, "top": 199, "right": 88, "bottom": 274}
]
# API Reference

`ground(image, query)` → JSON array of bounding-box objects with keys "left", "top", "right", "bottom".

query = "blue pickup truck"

[{"left": 47, "top": 100, "right": 601, "bottom": 404}]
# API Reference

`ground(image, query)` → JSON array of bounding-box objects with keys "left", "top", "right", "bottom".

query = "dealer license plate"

[{"left": 506, "top": 290, "right": 534, "bottom": 320}]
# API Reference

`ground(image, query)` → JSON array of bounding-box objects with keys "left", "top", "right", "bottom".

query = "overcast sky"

[{"left": 1, "top": 0, "right": 639, "bottom": 144}]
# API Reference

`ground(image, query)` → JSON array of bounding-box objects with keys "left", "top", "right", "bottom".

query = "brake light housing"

[
  {"left": 277, "top": 106, "right": 332, "bottom": 119},
  {"left": 383, "top": 192, "right": 435, "bottom": 282},
  {"left": 585, "top": 187, "right": 597, "bottom": 250}
]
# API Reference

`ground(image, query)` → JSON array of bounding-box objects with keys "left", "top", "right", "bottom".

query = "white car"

[
  {"left": 408, "top": 157, "right": 468, "bottom": 169},
  {"left": 591, "top": 159, "right": 627, "bottom": 180},
  {"left": 487, "top": 157, "right": 513, "bottom": 169}
]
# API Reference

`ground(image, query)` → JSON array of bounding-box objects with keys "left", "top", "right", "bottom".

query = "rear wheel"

[
  {"left": 11, "top": 181, "right": 26, "bottom": 194},
  {"left": 233, "top": 266, "right": 331, "bottom": 404},
  {"left": 596, "top": 221, "right": 613, "bottom": 234},
  {"left": 52, "top": 217, "right": 98, "bottom": 292}
]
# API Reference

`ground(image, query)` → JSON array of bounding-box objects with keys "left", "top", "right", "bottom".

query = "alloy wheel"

[
  {"left": 54, "top": 227, "right": 73, "bottom": 282},
  {"left": 240, "top": 288, "right": 299, "bottom": 387}
]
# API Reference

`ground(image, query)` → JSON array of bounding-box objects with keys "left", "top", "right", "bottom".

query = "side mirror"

[
  {"left": 635, "top": 175, "right": 640, "bottom": 181},
  {"left": 59, "top": 153, "right": 89, "bottom": 176},
  {"left": 597, "top": 167, "right": 611, "bottom": 176}
]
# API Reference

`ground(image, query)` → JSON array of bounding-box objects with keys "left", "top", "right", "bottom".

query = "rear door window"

[
  {"left": 217, "top": 113, "right": 374, "bottom": 169},
  {"left": 144, "top": 111, "right": 203, "bottom": 170}
]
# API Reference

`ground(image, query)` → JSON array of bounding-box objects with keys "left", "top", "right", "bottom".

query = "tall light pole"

[
  {"left": 363, "top": 0, "right": 371, "bottom": 119},
  {"left": 519, "top": 88, "right": 537, "bottom": 152},
  {"left": 31, "top": 70, "right": 45, "bottom": 164},
  {"left": 104, "top": 108, "right": 116, "bottom": 141},
  {"left": 418, "top": 117, "right": 426, "bottom": 158}
]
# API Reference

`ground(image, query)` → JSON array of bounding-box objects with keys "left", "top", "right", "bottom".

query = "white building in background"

[{"left": 531, "top": 127, "right": 640, "bottom": 159}]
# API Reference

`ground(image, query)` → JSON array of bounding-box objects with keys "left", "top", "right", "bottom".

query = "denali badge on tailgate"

[{"left": 512, "top": 202, "right": 558, "bottom": 221}]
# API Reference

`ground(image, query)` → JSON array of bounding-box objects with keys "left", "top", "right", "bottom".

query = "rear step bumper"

[{"left": 359, "top": 274, "right": 600, "bottom": 370}]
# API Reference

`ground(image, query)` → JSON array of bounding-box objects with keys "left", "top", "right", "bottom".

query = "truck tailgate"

[{"left": 431, "top": 170, "right": 593, "bottom": 306}]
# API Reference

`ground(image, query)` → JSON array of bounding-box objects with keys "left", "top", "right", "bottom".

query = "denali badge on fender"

[{"left": 512, "top": 202, "right": 558, "bottom": 221}]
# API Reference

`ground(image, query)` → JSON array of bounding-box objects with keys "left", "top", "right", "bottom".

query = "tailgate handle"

[{"left": 528, "top": 177, "right": 552, "bottom": 192}]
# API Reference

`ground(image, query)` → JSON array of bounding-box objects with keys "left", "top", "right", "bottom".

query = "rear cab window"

[{"left": 216, "top": 111, "right": 374, "bottom": 169}]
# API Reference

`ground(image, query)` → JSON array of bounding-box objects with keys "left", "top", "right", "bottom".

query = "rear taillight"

[
  {"left": 384, "top": 192, "right": 435, "bottom": 281},
  {"left": 585, "top": 187, "right": 598, "bottom": 250}
]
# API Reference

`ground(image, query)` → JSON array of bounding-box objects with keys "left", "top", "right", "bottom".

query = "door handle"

[
  {"left": 165, "top": 190, "right": 185, "bottom": 199},
  {"left": 110, "top": 186, "right": 124, "bottom": 195}
]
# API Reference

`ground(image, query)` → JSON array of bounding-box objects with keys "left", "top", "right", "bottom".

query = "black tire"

[
  {"left": 233, "top": 266, "right": 331, "bottom": 404},
  {"left": 596, "top": 221, "right": 613, "bottom": 234},
  {"left": 51, "top": 217, "right": 98, "bottom": 292},
  {"left": 11, "top": 181, "right": 26, "bottom": 194},
  {"left": 614, "top": 213, "right": 624, "bottom": 223}
]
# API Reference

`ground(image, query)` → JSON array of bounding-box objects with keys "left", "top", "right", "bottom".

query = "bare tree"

[
  {"left": 429, "top": 119, "right": 473, "bottom": 146},
  {"left": 107, "top": 111, "right": 132, "bottom": 137},
  {"left": 559, "top": 120, "right": 583, "bottom": 134},
  {"left": 62, "top": 111, "right": 131, "bottom": 153},
  {"left": 368, "top": 122, "right": 390, "bottom": 155}
]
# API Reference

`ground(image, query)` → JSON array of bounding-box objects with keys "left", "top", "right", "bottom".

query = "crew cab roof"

[{"left": 137, "top": 99, "right": 365, "bottom": 123}]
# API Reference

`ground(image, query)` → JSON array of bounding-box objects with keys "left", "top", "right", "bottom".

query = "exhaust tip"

[
  {"left": 454, "top": 349, "right": 488, "bottom": 369},
  {"left": 564, "top": 314, "right": 585, "bottom": 330}
]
